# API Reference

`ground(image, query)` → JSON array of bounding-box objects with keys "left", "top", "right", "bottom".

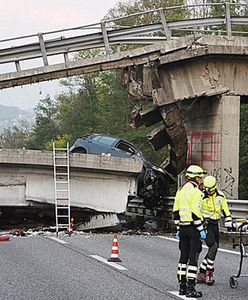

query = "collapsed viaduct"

[
  {"left": 1, "top": 35, "right": 246, "bottom": 199},
  {"left": 1, "top": 3, "right": 248, "bottom": 199},
  {"left": 0, "top": 149, "right": 142, "bottom": 227}
]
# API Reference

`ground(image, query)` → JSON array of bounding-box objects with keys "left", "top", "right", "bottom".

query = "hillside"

[{"left": 0, "top": 104, "right": 34, "bottom": 131}]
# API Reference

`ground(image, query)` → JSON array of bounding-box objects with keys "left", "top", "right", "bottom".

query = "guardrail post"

[
  {"left": 159, "top": 8, "right": 171, "bottom": 40},
  {"left": 38, "top": 33, "right": 48, "bottom": 66},
  {"left": 15, "top": 61, "right": 21, "bottom": 72},
  {"left": 101, "top": 21, "right": 111, "bottom": 55},
  {"left": 61, "top": 36, "right": 69, "bottom": 63},
  {"left": 225, "top": 2, "right": 232, "bottom": 36}
]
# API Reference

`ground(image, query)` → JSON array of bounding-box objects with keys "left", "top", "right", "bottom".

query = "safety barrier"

[
  {"left": 165, "top": 197, "right": 248, "bottom": 221},
  {"left": 0, "top": 2, "right": 248, "bottom": 71}
]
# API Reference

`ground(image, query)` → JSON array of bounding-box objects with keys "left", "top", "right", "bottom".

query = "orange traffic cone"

[
  {"left": 67, "top": 217, "right": 74, "bottom": 236},
  {"left": 108, "top": 233, "right": 122, "bottom": 262}
]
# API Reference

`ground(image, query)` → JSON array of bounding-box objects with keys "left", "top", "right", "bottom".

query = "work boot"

[
  {"left": 197, "top": 271, "right": 206, "bottom": 284},
  {"left": 186, "top": 280, "right": 202, "bottom": 298},
  {"left": 179, "top": 283, "right": 187, "bottom": 295},
  {"left": 206, "top": 270, "right": 215, "bottom": 286},
  {"left": 186, "top": 286, "right": 203, "bottom": 298}
]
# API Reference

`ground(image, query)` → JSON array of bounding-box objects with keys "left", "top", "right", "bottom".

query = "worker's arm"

[
  {"left": 191, "top": 190, "right": 204, "bottom": 231},
  {"left": 219, "top": 192, "right": 237, "bottom": 228},
  {"left": 173, "top": 191, "right": 180, "bottom": 230}
]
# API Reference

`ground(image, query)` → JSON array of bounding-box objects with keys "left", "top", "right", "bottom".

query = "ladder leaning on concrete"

[{"left": 53, "top": 142, "right": 71, "bottom": 236}]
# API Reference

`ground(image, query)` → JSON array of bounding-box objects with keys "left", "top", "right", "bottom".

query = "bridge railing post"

[
  {"left": 225, "top": 2, "right": 232, "bottom": 37},
  {"left": 101, "top": 21, "right": 111, "bottom": 55},
  {"left": 38, "top": 33, "right": 48, "bottom": 66},
  {"left": 61, "top": 36, "right": 69, "bottom": 63},
  {"left": 159, "top": 8, "right": 171, "bottom": 41}
]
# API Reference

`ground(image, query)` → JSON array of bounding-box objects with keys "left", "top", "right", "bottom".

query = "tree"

[
  {"left": 184, "top": 1, "right": 248, "bottom": 34},
  {"left": 27, "top": 96, "right": 61, "bottom": 150},
  {"left": 0, "top": 120, "right": 32, "bottom": 149},
  {"left": 107, "top": 0, "right": 186, "bottom": 23},
  {"left": 239, "top": 102, "right": 248, "bottom": 199},
  {"left": 106, "top": 0, "right": 187, "bottom": 43}
]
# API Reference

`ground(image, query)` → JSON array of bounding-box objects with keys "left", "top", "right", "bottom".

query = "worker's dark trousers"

[
  {"left": 177, "top": 225, "right": 202, "bottom": 286},
  {"left": 199, "top": 222, "right": 219, "bottom": 272}
]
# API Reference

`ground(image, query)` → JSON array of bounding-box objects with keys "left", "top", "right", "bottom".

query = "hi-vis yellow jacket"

[
  {"left": 173, "top": 181, "right": 204, "bottom": 231},
  {"left": 201, "top": 189, "right": 231, "bottom": 220}
]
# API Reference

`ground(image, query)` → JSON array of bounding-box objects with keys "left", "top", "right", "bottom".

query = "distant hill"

[
  {"left": 0, "top": 104, "right": 34, "bottom": 132},
  {"left": 0, "top": 104, "right": 32, "bottom": 120}
]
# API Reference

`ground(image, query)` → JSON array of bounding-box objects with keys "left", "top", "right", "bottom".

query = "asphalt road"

[{"left": 0, "top": 232, "right": 247, "bottom": 300}]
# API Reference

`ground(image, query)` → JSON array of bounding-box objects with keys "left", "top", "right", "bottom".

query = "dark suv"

[
  {"left": 70, "top": 134, "right": 169, "bottom": 208},
  {"left": 70, "top": 133, "right": 144, "bottom": 159}
]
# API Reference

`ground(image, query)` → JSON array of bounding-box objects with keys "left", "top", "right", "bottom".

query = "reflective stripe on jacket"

[{"left": 201, "top": 189, "right": 231, "bottom": 220}]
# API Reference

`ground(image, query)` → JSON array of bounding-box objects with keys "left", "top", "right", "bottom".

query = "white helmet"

[{"left": 185, "top": 165, "right": 206, "bottom": 178}]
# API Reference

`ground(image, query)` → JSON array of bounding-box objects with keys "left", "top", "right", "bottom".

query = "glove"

[
  {"left": 225, "top": 221, "right": 237, "bottom": 229},
  {"left": 176, "top": 230, "right": 180, "bottom": 239},
  {"left": 232, "top": 222, "right": 237, "bottom": 229},
  {"left": 200, "top": 230, "right": 206, "bottom": 240},
  {"left": 225, "top": 221, "right": 232, "bottom": 228},
  {"left": 225, "top": 216, "right": 235, "bottom": 229}
]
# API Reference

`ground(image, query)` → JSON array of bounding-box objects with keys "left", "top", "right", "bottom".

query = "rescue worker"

[
  {"left": 173, "top": 165, "right": 207, "bottom": 298},
  {"left": 197, "top": 175, "right": 236, "bottom": 285}
]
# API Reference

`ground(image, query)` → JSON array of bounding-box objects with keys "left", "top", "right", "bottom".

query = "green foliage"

[
  {"left": 26, "top": 96, "right": 61, "bottom": 150},
  {"left": 46, "top": 134, "right": 72, "bottom": 151},
  {"left": 185, "top": 1, "right": 248, "bottom": 35},
  {"left": 107, "top": 0, "right": 187, "bottom": 42},
  {"left": 3, "top": 0, "right": 247, "bottom": 199},
  {"left": 107, "top": 0, "right": 186, "bottom": 23},
  {"left": 122, "top": 123, "right": 168, "bottom": 166},
  {"left": 0, "top": 124, "right": 31, "bottom": 149},
  {"left": 239, "top": 103, "right": 248, "bottom": 199}
]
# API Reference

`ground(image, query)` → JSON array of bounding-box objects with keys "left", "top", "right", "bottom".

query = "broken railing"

[{"left": 0, "top": 2, "right": 248, "bottom": 73}]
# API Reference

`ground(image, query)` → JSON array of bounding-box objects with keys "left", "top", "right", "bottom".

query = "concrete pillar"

[
  {"left": 220, "top": 95, "right": 240, "bottom": 198},
  {"left": 183, "top": 95, "right": 240, "bottom": 199}
]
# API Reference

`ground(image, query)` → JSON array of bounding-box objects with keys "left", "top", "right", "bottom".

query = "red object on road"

[
  {"left": 108, "top": 233, "right": 121, "bottom": 262},
  {"left": 67, "top": 217, "right": 74, "bottom": 236},
  {"left": 0, "top": 235, "right": 10, "bottom": 242},
  {"left": 70, "top": 217, "right": 74, "bottom": 230}
]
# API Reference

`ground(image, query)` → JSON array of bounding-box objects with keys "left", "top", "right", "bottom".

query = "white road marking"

[
  {"left": 168, "top": 291, "right": 197, "bottom": 299},
  {"left": 48, "top": 236, "right": 68, "bottom": 244},
  {"left": 90, "top": 255, "right": 127, "bottom": 270},
  {"left": 158, "top": 236, "right": 240, "bottom": 255}
]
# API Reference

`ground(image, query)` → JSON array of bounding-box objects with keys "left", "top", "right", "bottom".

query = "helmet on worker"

[
  {"left": 185, "top": 165, "right": 206, "bottom": 185},
  {"left": 185, "top": 165, "right": 206, "bottom": 178},
  {"left": 203, "top": 175, "right": 217, "bottom": 194}
]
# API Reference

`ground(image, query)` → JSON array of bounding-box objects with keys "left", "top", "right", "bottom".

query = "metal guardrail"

[
  {"left": 1, "top": 2, "right": 248, "bottom": 72},
  {"left": 227, "top": 199, "right": 248, "bottom": 219},
  {"left": 165, "top": 197, "right": 248, "bottom": 220}
]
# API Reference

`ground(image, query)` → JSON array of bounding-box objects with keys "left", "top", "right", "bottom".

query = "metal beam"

[{"left": 38, "top": 33, "right": 48, "bottom": 66}]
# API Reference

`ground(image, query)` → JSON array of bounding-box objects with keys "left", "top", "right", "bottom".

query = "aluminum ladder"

[{"left": 53, "top": 142, "right": 71, "bottom": 236}]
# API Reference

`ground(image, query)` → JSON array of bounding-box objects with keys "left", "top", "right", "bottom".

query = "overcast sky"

[{"left": 0, "top": 0, "right": 120, "bottom": 110}]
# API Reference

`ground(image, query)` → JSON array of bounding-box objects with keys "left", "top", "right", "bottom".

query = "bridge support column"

[{"left": 184, "top": 95, "right": 240, "bottom": 199}]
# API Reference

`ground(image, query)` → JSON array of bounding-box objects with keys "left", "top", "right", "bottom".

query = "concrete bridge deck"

[
  {"left": 0, "top": 149, "right": 142, "bottom": 215},
  {"left": 1, "top": 35, "right": 248, "bottom": 89}
]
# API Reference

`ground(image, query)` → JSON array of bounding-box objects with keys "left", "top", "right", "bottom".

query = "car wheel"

[{"left": 71, "top": 147, "right": 87, "bottom": 154}]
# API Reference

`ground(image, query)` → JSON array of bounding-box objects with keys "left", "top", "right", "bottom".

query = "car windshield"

[
  {"left": 91, "top": 135, "right": 101, "bottom": 142},
  {"left": 98, "top": 136, "right": 116, "bottom": 146}
]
